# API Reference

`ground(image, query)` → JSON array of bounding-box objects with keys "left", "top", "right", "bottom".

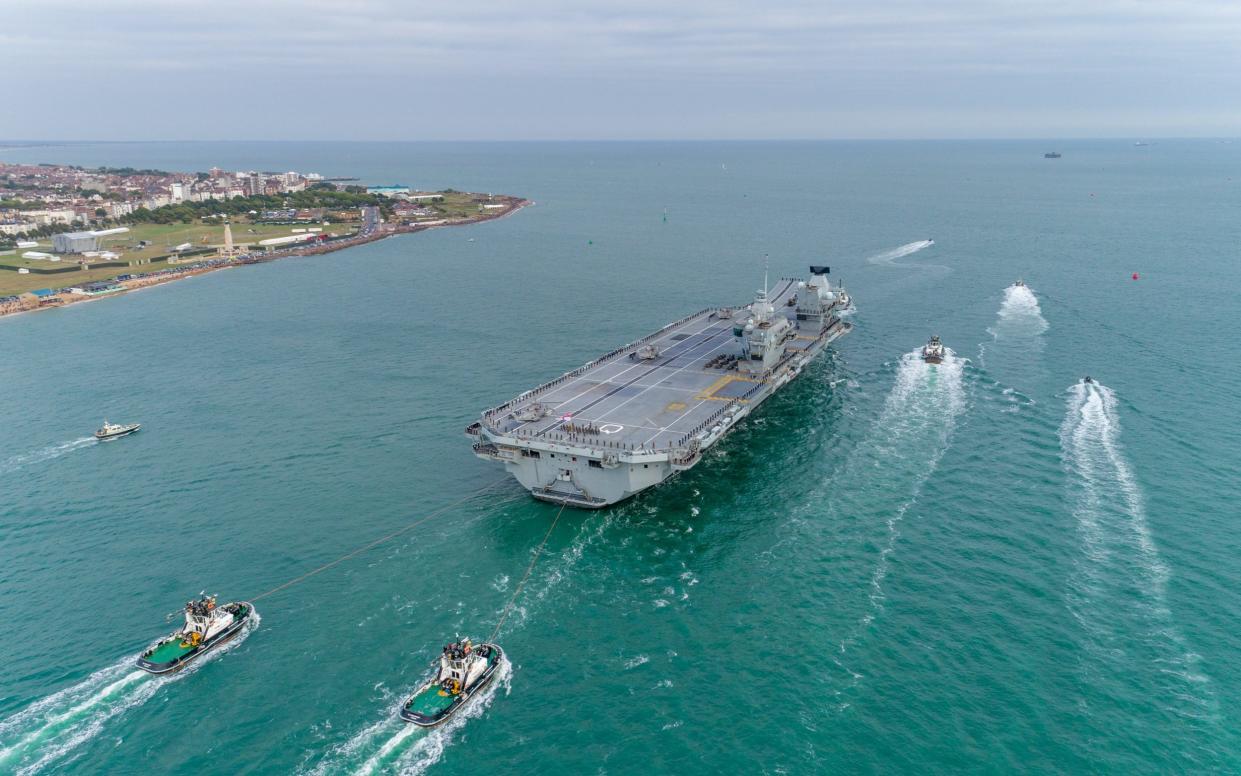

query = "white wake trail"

[
  {"left": 815, "top": 349, "right": 968, "bottom": 700},
  {"left": 865, "top": 240, "right": 936, "bottom": 268},
  {"left": 1060, "top": 381, "right": 1214, "bottom": 719},
  {"left": 857, "top": 350, "right": 968, "bottom": 621},
  {"left": 0, "top": 613, "right": 259, "bottom": 775},
  {"left": 0, "top": 437, "right": 95, "bottom": 474},
  {"left": 989, "top": 283, "right": 1049, "bottom": 339},
  {"left": 978, "top": 282, "right": 1049, "bottom": 383}
]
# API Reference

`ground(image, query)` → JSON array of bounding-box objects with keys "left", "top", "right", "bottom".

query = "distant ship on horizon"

[{"left": 1044, "top": 151, "right": 1062, "bottom": 159}]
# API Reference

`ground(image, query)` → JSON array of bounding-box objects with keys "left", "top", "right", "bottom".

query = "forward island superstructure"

[{"left": 467, "top": 266, "right": 853, "bottom": 508}]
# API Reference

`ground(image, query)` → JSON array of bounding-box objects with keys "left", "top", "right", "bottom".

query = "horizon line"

[{"left": 1, "top": 136, "right": 1235, "bottom": 146}]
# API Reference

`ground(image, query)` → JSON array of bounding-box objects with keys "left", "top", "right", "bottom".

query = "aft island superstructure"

[{"left": 466, "top": 266, "right": 853, "bottom": 508}]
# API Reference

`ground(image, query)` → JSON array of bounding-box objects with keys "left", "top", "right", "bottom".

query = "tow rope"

[
  {"left": 250, "top": 479, "right": 507, "bottom": 603},
  {"left": 489, "top": 502, "right": 566, "bottom": 642}
]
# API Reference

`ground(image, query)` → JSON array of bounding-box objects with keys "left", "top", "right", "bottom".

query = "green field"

[
  {"left": 0, "top": 196, "right": 506, "bottom": 297},
  {"left": 96, "top": 221, "right": 357, "bottom": 262},
  {"left": 426, "top": 192, "right": 504, "bottom": 219},
  {"left": 0, "top": 219, "right": 358, "bottom": 296}
]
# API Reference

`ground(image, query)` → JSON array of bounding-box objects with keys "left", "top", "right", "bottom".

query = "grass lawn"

[
  {"left": 0, "top": 219, "right": 358, "bottom": 296},
  {"left": 428, "top": 192, "right": 503, "bottom": 219}
]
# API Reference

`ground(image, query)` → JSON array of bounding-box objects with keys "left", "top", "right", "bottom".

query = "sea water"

[{"left": 1, "top": 140, "right": 1239, "bottom": 773}]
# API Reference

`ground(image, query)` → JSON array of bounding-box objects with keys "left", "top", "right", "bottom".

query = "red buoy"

[{"left": 1132, "top": 272, "right": 1140, "bottom": 280}]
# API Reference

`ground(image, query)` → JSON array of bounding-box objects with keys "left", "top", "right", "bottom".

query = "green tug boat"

[
  {"left": 399, "top": 638, "right": 504, "bottom": 727},
  {"left": 137, "top": 595, "right": 256, "bottom": 675}
]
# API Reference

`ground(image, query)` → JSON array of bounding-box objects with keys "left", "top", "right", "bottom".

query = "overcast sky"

[{"left": 3, "top": 0, "right": 1240, "bottom": 140}]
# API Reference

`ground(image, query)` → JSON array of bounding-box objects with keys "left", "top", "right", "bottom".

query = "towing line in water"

[
  {"left": 248, "top": 479, "right": 508, "bottom": 603},
  {"left": 397, "top": 502, "right": 565, "bottom": 727}
]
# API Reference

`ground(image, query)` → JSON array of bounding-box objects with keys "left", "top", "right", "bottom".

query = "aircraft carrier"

[{"left": 466, "top": 266, "right": 853, "bottom": 508}]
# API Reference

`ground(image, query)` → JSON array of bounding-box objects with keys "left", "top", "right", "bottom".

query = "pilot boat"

[
  {"left": 137, "top": 595, "right": 256, "bottom": 674},
  {"left": 95, "top": 419, "right": 141, "bottom": 440},
  {"left": 399, "top": 638, "right": 504, "bottom": 727},
  {"left": 922, "top": 335, "right": 945, "bottom": 364}
]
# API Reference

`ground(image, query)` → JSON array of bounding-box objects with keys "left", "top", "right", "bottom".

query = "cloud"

[{"left": 2, "top": 0, "right": 1239, "bottom": 138}]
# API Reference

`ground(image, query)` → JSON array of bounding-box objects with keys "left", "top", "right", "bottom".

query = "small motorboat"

[
  {"left": 137, "top": 595, "right": 256, "bottom": 674},
  {"left": 922, "top": 335, "right": 945, "bottom": 364},
  {"left": 399, "top": 638, "right": 504, "bottom": 727},
  {"left": 95, "top": 420, "right": 141, "bottom": 440},
  {"left": 1083, "top": 375, "right": 1094, "bottom": 384},
  {"left": 1013, "top": 278, "right": 1025, "bottom": 287}
]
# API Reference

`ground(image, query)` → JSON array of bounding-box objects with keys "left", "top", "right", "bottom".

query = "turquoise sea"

[{"left": 1, "top": 140, "right": 1239, "bottom": 774}]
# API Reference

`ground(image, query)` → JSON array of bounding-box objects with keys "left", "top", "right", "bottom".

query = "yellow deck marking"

[
  {"left": 665, "top": 401, "right": 687, "bottom": 412},
  {"left": 694, "top": 374, "right": 757, "bottom": 402}
]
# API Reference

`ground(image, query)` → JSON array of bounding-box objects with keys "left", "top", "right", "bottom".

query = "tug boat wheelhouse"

[
  {"left": 399, "top": 638, "right": 503, "bottom": 727},
  {"left": 137, "top": 595, "right": 255, "bottom": 674},
  {"left": 95, "top": 419, "right": 141, "bottom": 440},
  {"left": 922, "top": 335, "right": 946, "bottom": 364}
]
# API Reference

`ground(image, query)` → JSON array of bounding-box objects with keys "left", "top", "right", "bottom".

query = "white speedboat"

[
  {"left": 95, "top": 420, "right": 141, "bottom": 440},
  {"left": 922, "top": 335, "right": 945, "bottom": 364}
]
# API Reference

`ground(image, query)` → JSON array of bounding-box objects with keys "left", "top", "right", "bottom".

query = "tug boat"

[
  {"left": 922, "top": 335, "right": 945, "bottom": 364},
  {"left": 95, "top": 419, "right": 141, "bottom": 440},
  {"left": 136, "top": 595, "right": 256, "bottom": 674},
  {"left": 399, "top": 638, "right": 503, "bottom": 727}
]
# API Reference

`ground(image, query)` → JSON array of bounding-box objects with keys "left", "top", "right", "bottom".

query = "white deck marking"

[
  {"left": 507, "top": 314, "right": 723, "bottom": 435},
  {"left": 494, "top": 279, "right": 803, "bottom": 450},
  {"left": 525, "top": 320, "right": 731, "bottom": 437},
  {"left": 591, "top": 324, "right": 734, "bottom": 426}
]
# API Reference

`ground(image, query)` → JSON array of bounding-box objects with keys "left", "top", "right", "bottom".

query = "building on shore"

[
  {"left": 367, "top": 185, "right": 411, "bottom": 197},
  {"left": 53, "top": 231, "right": 100, "bottom": 253},
  {"left": 53, "top": 227, "right": 130, "bottom": 254}
]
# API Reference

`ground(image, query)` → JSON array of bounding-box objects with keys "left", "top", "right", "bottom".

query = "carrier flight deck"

[{"left": 466, "top": 267, "right": 853, "bottom": 508}]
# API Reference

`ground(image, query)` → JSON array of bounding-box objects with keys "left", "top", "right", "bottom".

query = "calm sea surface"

[{"left": 1, "top": 140, "right": 1239, "bottom": 774}]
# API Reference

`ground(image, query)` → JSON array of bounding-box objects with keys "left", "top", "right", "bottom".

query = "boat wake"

[
  {"left": 850, "top": 350, "right": 967, "bottom": 629},
  {"left": 1060, "top": 380, "right": 1215, "bottom": 721},
  {"left": 987, "top": 283, "right": 1049, "bottom": 340},
  {"left": 978, "top": 282, "right": 1049, "bottom": 379},
  {"left": 312, "top": 657, "right": 511, "bottom": 776},
  {"left": 0, "top": 613, "right": 259, "bottom": 775},
  {"left": 0, "top": 437, "right": 95, "bottom": 475},
  {"left": 819, "top": 350, "right": 968, "bottom": 694},
  {"left": 865, "top": 240, "right": 938, "bottom": 269}
]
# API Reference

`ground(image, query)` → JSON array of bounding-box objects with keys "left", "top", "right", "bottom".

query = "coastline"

[{"left": 0, "top": 197, "right": 530, "bottom": 321}]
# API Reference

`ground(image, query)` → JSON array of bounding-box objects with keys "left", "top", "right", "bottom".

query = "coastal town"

[{"left": 0, "top": 161, "right": 527, "bottom": 317}]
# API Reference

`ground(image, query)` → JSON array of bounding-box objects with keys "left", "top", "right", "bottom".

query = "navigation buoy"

[{"left": 1131, "top": 272, "right": 1140, "bottom": 280}]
